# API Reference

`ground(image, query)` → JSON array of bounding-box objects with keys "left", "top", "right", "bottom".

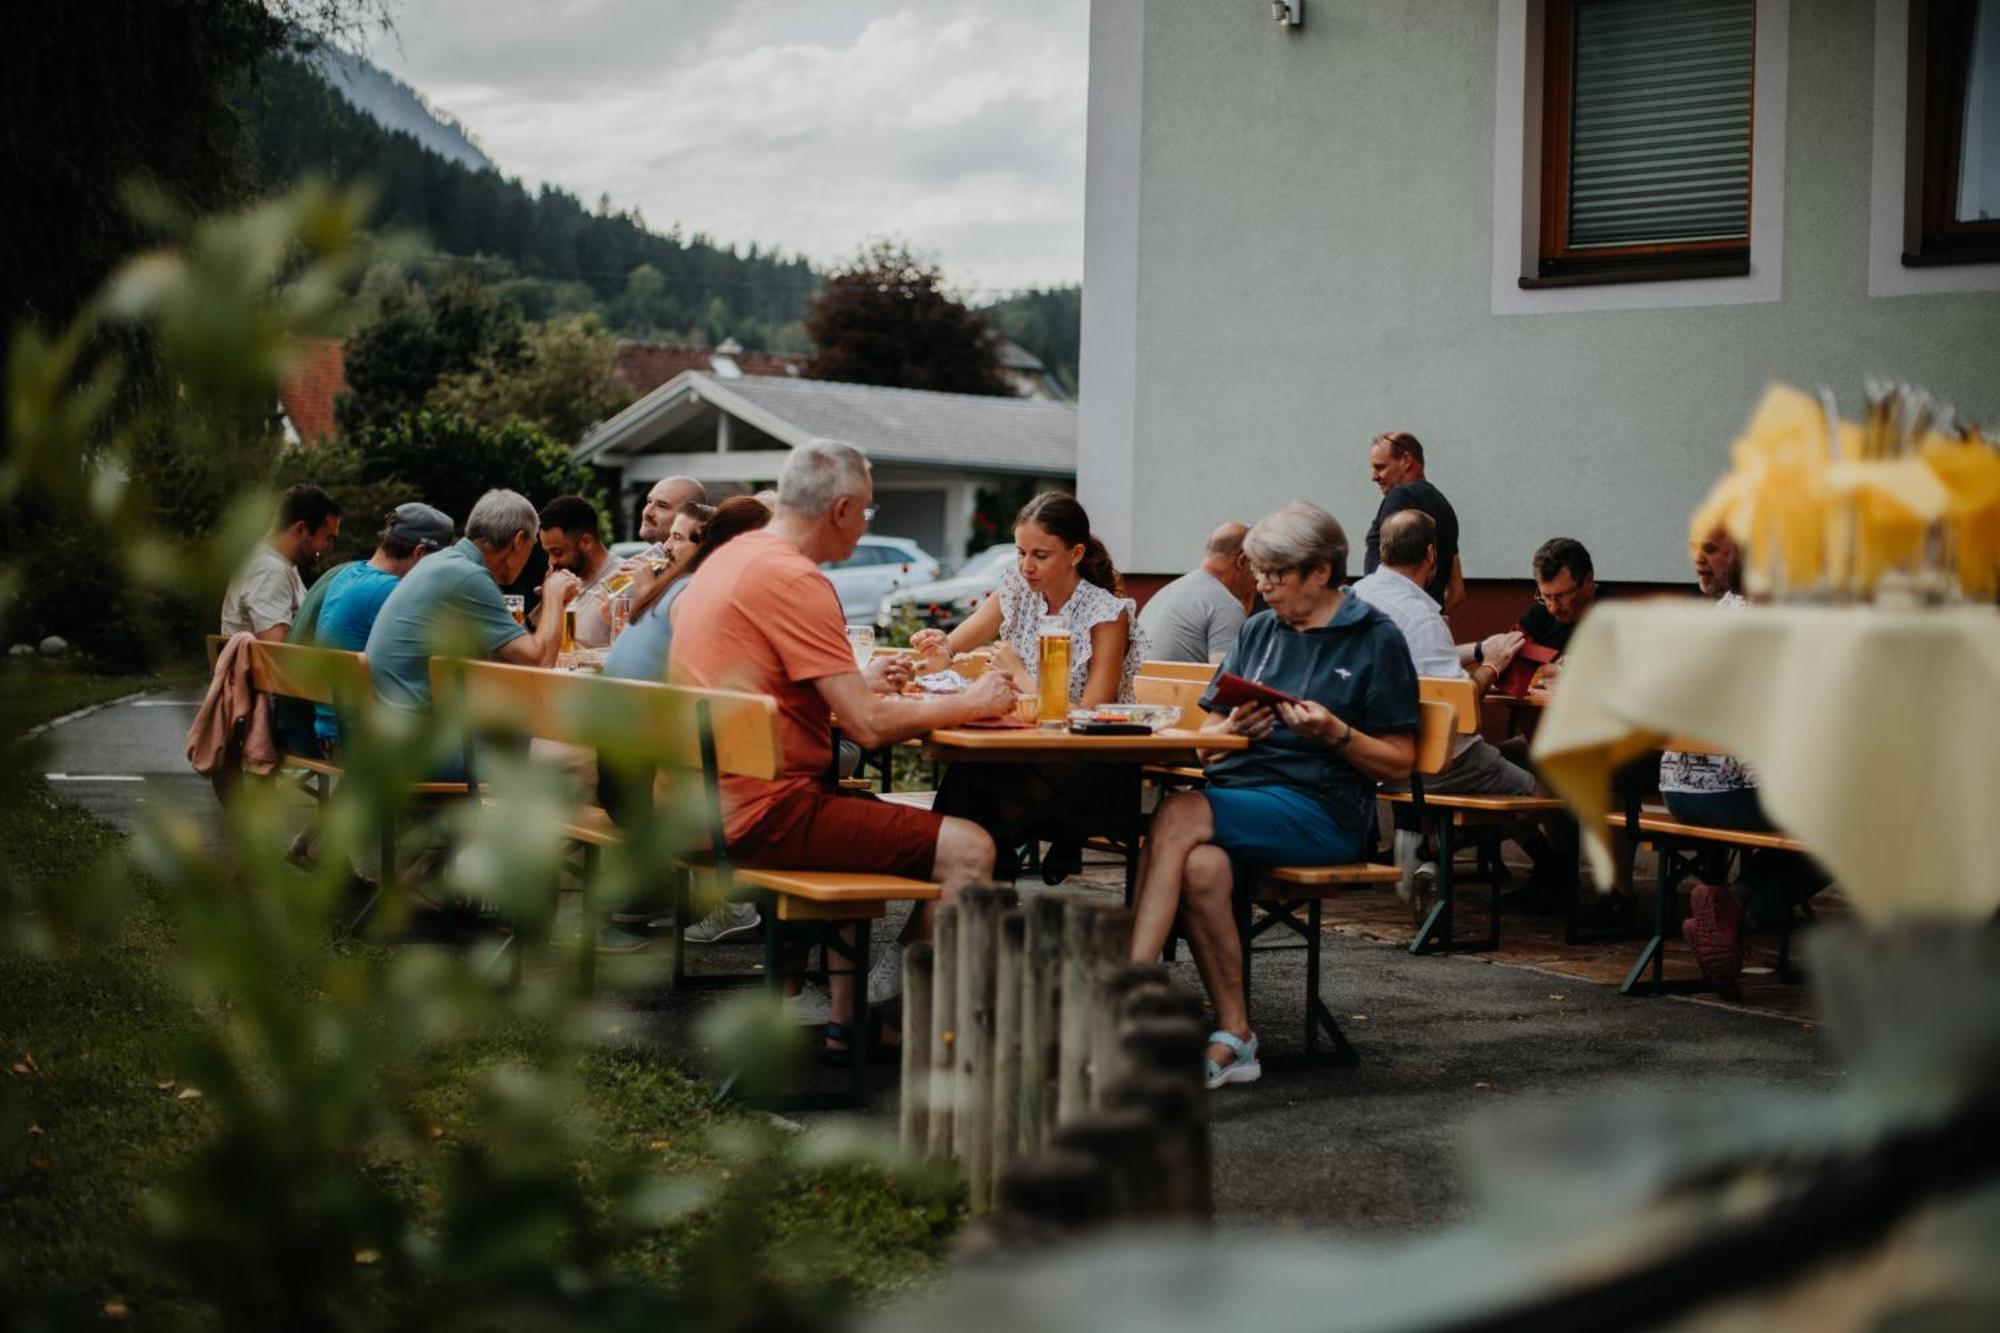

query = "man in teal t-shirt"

[{"left": 364, "top": 489, "right": 579, "bottom": 720}]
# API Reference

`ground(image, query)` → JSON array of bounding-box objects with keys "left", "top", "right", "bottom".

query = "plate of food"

[{"left": 1066, "top": 703, "right": 1182, "bottom": 733}]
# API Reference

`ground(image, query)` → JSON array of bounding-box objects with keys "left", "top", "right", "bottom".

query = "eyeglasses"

[
  {"left": 1250, "top": 564, "right": 1296, "bottom": 588},
  {"left": 1535, "top": 578, "right": 1590, "bottom": 609}
]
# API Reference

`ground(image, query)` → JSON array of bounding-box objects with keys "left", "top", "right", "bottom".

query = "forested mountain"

[
  {"left": 305, "top": 43, "right": 493, "bottom": 174},
  {"left": 244, "top": 49, "right": 820, "bottom": 350},
  {"left": 245, "top": 46, "right": 1082, "bottom": 376}
]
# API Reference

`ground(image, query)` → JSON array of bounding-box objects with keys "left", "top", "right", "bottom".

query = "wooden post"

[
  {"left": 992, "top": 909, "right": 1026, "bottom": 1184},
  {"left": 955, "top": 888, "right": 1002, "bottom": 1210},
  {"left": 1021, "top": 895, "right": 1065, "bottom": 1152},
  {"left": 1103, "top": 1072, "right": 1209, "bottom": 1221},
  {"left": 927, "top": 903, "right": 959, "bottom": 1155},
  {"left": 900, "top": 941, "right": 934, "bottom": 1155},
  {"left": 992, "top": 1150, "right": 1116, "bottom": 1232},
  {"left": 1085, "top": 908, "right": 1134, "bottom": 1110},
  {"left": 1053, "top": 1108, "right": 1164, "bottom": 1219},
  {"left": 1057, "top": 898, "right": 1098, "bottom": 1124},
  {"left": 1118, "top": 1017, "right": 1212, "bottom": 1218}
]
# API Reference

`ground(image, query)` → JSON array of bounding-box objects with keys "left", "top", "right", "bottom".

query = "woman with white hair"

[{"left": 1127, "top": 501, "right": 1420, "bottom": 1090}]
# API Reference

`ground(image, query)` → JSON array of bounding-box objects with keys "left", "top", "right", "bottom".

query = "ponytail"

[{"left": 1079, "top": 535, "right": 1121, "bottom": 596}]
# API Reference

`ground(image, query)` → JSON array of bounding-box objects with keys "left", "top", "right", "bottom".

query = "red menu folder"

[
  {"left": 1205, "top": 672, "right": 1301, "bottom": 712},
  {"left": 1494, "top": 640, "right": 1559, "bottom": 698}
]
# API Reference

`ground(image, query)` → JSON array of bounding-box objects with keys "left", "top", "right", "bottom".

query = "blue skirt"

[{"left": 1204, "top": 784, "right": 1365, "bottom": 867}]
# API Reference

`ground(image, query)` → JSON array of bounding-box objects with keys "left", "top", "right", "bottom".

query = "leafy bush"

[{"left": 347, "top": 408, "right": 606, "bottom": 539}]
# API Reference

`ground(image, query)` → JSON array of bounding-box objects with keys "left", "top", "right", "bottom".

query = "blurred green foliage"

[{"left": 1, "top": 182, "right": 959, "bottom": 1331}]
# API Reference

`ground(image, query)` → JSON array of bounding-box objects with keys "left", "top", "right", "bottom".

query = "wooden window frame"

[
  {"left": 1525, "top": 0, "right": 1756, "bottom": 289},
  {"left": 1905, "top": 0, "right": 2000, "bottom": 266}
]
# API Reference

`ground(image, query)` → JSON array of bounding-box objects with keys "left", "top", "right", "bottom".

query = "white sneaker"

[
  {"left": 1392, "top": 829, "right": 1423, "bottom": 903},
  {"left": 866, "top": 941, "right": 903, "bottom": 1006},
  {"left": 783, "top": 982, "right": 831, "bottom": 1025},
  {"left": 681, "top": 900, "right": 761, "bottom": 944},
  {"left": 1411, "top": 861, "right": 1438, "bottom": 926}
]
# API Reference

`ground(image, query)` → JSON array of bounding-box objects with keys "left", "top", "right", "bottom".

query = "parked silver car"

[
  {"left": 822, "top": 535, "right": 941, "bottom": 624},
  {"left": 875, "top": 543, "right": 1015, "bottom": 630}
]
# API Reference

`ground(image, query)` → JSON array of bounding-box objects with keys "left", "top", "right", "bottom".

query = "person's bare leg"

[
  {"left": 1179, "top": 845, "right": 1251, "bottom": 1068},
  {"left": 1129, "top": 793, "right": 1214, "bottom": 961},
  {"left": 905, "top": 816, "right": 995, "bottom": 942}
]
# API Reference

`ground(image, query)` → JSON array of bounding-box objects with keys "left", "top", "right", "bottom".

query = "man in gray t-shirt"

[{"left": 1137, "top": 522, "right": 1255, "bottom": 663}]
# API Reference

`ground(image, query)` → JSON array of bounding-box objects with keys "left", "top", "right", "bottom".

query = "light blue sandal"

[{"left": 1204, "top": 1030, "right": 1261, "bottom": 1090}]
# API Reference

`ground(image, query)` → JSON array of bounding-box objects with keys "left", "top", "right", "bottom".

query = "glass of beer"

[
  {"left": 609, "top": 593, "right": 633, "bottom": 641},
  {"left": 1035, "top": 615, "right": 1070, "bottom": 728},
  {"left": 503, "top": 594, "right": 525, "bottom": 626},
  {"left": 603, "top": 570, "right": 635, "bottom": 597},
  {"left": 561, "top": 604, "right": 579, "bottom": 654},
  {"left": 845, "top": 624, "right": 876, "bottom": 670}
]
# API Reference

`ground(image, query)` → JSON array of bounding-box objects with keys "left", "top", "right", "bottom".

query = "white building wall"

[{"left": 1081, "top": 0, "right": 2000, "bottom": 582}]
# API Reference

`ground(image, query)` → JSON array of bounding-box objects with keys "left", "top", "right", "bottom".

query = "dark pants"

[
  {"left": 933, "top": 761, "right": 1140, "bottom": 876},
  {"left": 1663, "top": 788, "right": 1830, "bottom": 927}
]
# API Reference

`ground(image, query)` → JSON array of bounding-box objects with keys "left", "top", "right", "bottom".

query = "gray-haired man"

[{"left": 365, "top": 489, "right": 580, "bottom": 720}]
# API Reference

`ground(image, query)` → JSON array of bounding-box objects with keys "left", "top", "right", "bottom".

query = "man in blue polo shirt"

[
  {"left": 290, "top": 502, "right": 456, "bottom": 748},
  {"left": 366, "top": 489, "right": 579, "bottom": 725}
]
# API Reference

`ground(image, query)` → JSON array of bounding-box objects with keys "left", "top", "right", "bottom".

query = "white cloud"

[{"left": 364, "top": 0, "right": 1088, "bottom": 293}]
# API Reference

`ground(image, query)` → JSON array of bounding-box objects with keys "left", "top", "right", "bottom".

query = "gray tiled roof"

[{"left": 717, "top": 375, "right": 1075, "bottom": 475}]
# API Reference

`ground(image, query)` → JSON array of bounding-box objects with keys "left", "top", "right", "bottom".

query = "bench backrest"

[
  {"left": 1414, "top": 698, "right": 1455, "bottom": 777},
  {"left": 1137, "top": 658, "right": 1216, "bottom": 683},
  {"left": 1134, "top": 673, "right": 1211, "bottom": 727},
  {"left": 436, "top": 658, "right": 782, "bottom": 779},
  {"left": 247, "top": 640, "right": 372, "bottom": 708},
  {"left": 1417, "top": 675, "right": 1481, "bottom": 735}
]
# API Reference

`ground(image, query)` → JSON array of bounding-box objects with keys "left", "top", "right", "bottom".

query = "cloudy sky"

[{"left": 362, "top": 0, "right": 1090, "bottom": 295}]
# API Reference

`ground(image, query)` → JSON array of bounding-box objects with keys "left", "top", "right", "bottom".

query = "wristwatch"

[
  {"left": 1472, "top": 639, "right": 1485, "bottom": 665},
  {"left": 1332, "top": 720, "right": 1353, "bottom": 751}
]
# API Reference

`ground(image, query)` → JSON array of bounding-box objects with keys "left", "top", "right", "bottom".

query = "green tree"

[
  {"left": 428, "top": 314, "right": 635, "bottom": 446},
  {"left": 983, "top": 285, "right": 1081, "bottom": 397},
  {"left": 335, "top": 275, "right": 523, "bottom": 435},
  {"left": 349, "top": 409, "right": 604, "bottom": 534},
  {"left": 804, "top": 241, "right": 1011, "bottom": 396}
]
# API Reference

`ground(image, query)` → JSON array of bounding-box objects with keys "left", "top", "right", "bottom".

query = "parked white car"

[
  {"left": 876, "top": 543, "right": 1015, "bottom": 630},
  {"left": 821, "top": 536, "right": 941, "bottom": 624}
]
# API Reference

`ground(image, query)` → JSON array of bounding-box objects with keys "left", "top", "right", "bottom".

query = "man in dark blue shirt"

[{"left": 1361, "top": 430, "right": 1461, "bottom": 610}]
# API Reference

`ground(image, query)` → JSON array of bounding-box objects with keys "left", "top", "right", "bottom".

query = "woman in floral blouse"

[{"left": 914, "top": 492, "right": 1150, "bottom": 880}]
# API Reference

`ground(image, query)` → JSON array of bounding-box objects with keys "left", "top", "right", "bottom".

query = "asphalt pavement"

[{"left": 38, "top": 687, "right": 1847, "bottom": 1242}]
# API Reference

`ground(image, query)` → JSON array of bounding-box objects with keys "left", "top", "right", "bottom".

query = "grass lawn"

[{"left": 1, "top": 668, "right": 959, "bottom": 1323}]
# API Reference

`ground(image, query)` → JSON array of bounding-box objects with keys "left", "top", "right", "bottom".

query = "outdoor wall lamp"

[{"left": 1271, "top": 0, "right": 1302, "bottom": 26}]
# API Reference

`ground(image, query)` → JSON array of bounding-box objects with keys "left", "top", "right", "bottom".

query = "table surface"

[{"left": 923, "top": 725, "right": 1248, "bottom": 764}]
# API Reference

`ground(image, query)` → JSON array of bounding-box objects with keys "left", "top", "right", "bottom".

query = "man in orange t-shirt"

[{"left": 671, "top": 441, "right": 1015, "bottom": 1034}]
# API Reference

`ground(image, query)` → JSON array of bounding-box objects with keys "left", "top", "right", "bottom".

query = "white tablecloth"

[{"left": 1532, "top": 600, "right": 2000, "bottom": 923}]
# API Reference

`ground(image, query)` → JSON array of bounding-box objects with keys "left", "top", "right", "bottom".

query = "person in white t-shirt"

[{"left": 219, "top": 484, "right": 343, "bottom": 639}]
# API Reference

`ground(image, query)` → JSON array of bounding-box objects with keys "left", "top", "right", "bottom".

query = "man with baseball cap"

[{"left": 283, "top": 501, "right": 456, "bottom": 753}]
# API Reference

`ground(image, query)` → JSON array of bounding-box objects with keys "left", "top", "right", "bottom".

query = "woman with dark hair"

[
  {"left": 909, "top": 490, "right": 1147, "bottom": 706},
  {"left": 914, "top": 491, "right": 1151, "bottom": 882},
  {"left": 602, "top": 496, "right": 765, "bottom": 686}
]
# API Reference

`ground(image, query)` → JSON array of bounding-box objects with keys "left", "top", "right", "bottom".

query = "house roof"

[
  {"left": 576, "top": 371, "right": 1076, "bottom": 476},
  {"left": 278, "top": 338, "right": 345, "bottom": 442},
  {"left": 613, "top": 339, "right": 806, "bottom": 397}
]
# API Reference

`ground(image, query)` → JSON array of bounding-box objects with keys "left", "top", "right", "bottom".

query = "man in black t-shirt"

[
  {"left": 1518, "top": 536, "right": 1596, "bottom": 657},
  {"left": 1361, "top": 430, "right": 1461, "bottom": 610}
]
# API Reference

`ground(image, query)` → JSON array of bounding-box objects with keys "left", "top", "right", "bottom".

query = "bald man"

[
  {"left": 639, "top": 475, "right": 707, "bottom": 544},
  {"left": 618, "top": 476, "right": 709, "bottom": 616},
  {"left": 1137, "top": 521, "right": 1255, "bottom": 663}
]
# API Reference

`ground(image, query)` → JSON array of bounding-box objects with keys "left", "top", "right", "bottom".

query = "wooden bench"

[
  {"left": 233, "top": 639, "right": 475, "bottom": 934},
  {"left": 1612, "top": 737, "right": 1814, "bottom": 996},
  {"left": 1381, "top": 676, "right": 1578, "bottom": 953},
  {"left": 1232, "top": 697, "right": 1457, "bottom": 1067},
  {"left": 1136, "top": 658, "right": 1219, "bottom": 683},
  {"left": 441, "top": 659, "right": 939, "bottom": 1108}
]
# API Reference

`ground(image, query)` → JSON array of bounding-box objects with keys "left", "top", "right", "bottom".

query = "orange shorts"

[{"left": 732, "top": 785, "right": 942, "bottom": 881}]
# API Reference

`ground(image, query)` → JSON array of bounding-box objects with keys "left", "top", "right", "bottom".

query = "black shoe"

[
  {"left": 1499, "top": 861, "right": 1565, "bottom": 916},
  {"left": 1040, "top": 837, "right": 1084, "bottom": 886}
]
